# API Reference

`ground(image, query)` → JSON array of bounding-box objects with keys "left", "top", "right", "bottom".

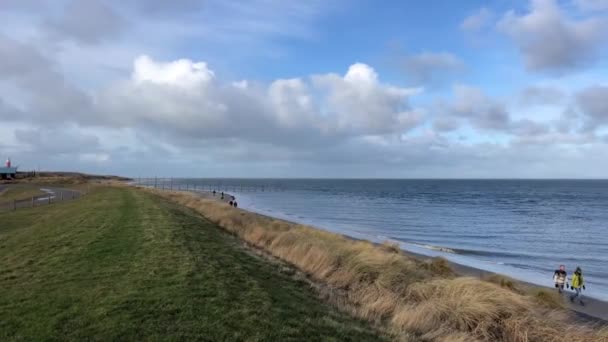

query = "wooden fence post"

[
  {"left": 48, "top": 195, "right": 51, "bottom": 205},
  {"left": 31, "top": 197, "right": 34, "bottom": 208}
]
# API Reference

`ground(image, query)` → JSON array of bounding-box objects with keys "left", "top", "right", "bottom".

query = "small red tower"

[{"left": 6, "top": 158, "right": 11, "bottom": 168}]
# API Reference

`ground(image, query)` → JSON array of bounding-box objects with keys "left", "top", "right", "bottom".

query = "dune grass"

[
  {"left": 151, "top": 189, "right": 608, "bottom": 342},
  {"left": 484, "top": 274, "right": 566, "bottom": 310},
  {"left": 0, "top": 186, "right": 386, "bottom": 341}
]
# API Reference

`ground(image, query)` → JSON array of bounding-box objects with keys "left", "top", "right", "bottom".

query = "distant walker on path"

[
  {"left": 570, "top": 266, "right": 586, "bottom": 306},
  {"left": 553, "top": 265, "right": 568, "bottom": 294}
]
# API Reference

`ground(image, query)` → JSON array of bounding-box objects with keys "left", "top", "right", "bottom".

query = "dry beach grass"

[{"left": 149, "top": 188, "right": 608, "bottom": 341}]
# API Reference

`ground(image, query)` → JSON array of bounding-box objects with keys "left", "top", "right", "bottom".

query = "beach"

[
  {"left": 163, "top": 178, "right": 608, "bottom": 302},
  {"left": 211, "top": 189, "right": 608, "bottom": 323},
  {"left": 138, "top": 180, "right": 608, "bottom": 323},
  {"left": 147, "top": 186, "right": 608, "bottom": 340}
]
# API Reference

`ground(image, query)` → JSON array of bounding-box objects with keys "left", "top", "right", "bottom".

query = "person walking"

[
  {"left": 570, "top": 266, "right": 586, "bottom": 305},
  {"left": 553, "top": 265, "right": 568, "bottom": 294}
]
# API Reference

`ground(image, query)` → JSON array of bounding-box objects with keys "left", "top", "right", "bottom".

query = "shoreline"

[
  {"left": 200, "top": 189, "right": 608, "bottom": 323},
  {"left": 403, "top": 248, "right": 608, "bottom": 324},
  {"left": 149, "top": 187, "right": 608, "bottom": 324}
]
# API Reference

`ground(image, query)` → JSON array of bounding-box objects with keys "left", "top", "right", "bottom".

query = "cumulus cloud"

[
  {"left": 44, "top": 0, "right": 128, "bottom": 45},
  {"left": 14, "top": 127, "right": 101, "bottom": 155},
  {"left": 125, "top": 0, "right": 204, "bottom": 14},
  {"left": 433, "top": 117, "right": 461, "bottom": 132},
  {"left": 438, "top": 85, "right": 563, "bottom": 143},
  {"left": 132, "top": 55, "right": 215, "bottom": 88},
  {"left": 312, "top": 63, "right": 424, "bottom": 135},
  {"left": 96, "top": 56, "right": 423, "bottom": 147},
  {"left": 2, "top": 1, "right": 608, "bottom": 178},
  {"left": 0, "top": 0, "right": 46, "bottom": 12},
  {"left": 577, "top": 85, "right": 608, "bottom": 127},
  {"left": 0, "top": 98, "right": 23, "bottom": 120},
  {"left": 0, "top": 34, "right": 48, "bottom": 79},
  {"left": 79, "top": 153, "right": 111, "bottom": 163},
  {"left": 510, "top": 119, "right": 551, "bottom": 137},
  {"left": 461, "top": 8, "right": 494, "bottom": 32},
  {"left": 445, "top": 85, "right": 512, "bottom": 131},
  {"left": 519, "top": 86, "right": 566, "bottom": 106},
  {"left": 498, "top": 0, "right": 608, "bottom": 73},
  {"left": 401, "top": 52, "right": 464, "bottom": 85},
  {"left": 576, "top": 0, "right": 608, "bottom": 11},
  {"left": 0, "top": 34, "right": 94, "bottom": 123}
]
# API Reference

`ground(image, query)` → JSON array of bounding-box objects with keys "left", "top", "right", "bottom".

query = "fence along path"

[
  {"left": 134, "top": 178, "right": 286, "bottom": 193},
  {"left": 0, "top": 186, "right": 84, "bottom": 213}
]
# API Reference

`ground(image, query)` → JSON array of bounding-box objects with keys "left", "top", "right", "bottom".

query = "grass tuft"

[
  {"left": 529, "top": 289, "right": 565, "bottom": 309},
  {"left": 484, "top": 274, "right": 521, "bottom": 293},
  {"left": 381, "top": 240, "right": 401, "bottom": 254}
]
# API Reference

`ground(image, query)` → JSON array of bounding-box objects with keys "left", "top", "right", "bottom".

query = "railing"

[
  {"left": 0, "top": 188, "right": 83, "bottom": 213},
  {"left": 132, "top": 178, "right": 285, "bottom": 193}
]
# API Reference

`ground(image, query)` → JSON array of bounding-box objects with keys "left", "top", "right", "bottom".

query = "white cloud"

[
  {"left": 0, "top": 34, "right": 94, "bottom": 124},
  {"left": 14, "top": 126, "right": 101, "bottom": 154},
  {"left": 44, "top": 0, "right": 128, "bottom": 45},
  {"left": 498, "top": 0, "right": 608, "bottom": 73},
  {"left": 97, "top": 56, "right": 423, "bottom": 144},
  {"left": 575, "top": 0, "right": 608, "bottom": 11},
  {"left": 401, "top": 52, "right": 464, "bottom": 85},
  {"left": 313, "top": 63, "right": 424, "bottom": 135},
  {"left": 519, "top": 86, "right": 566, "bottom": 106},
  {"left": 268, "top": 78, "right": 316, "bottom": 129},
  {"left": 446, "top": 85, "right": 512, "bottom": 131},
  {"left": 132, "top": 55, "right": 215, "bottom": 88},
  {"left": 2, "top": 0, "right": 608, "bottom": 178},
  {"left": 79, "top": 153, "right": 110, "bottom": 163},
  {"left": 577, "top": 85, "right": 608, "bottom": 127},
  {"left": 461, "top": 8, "right": 494, "bottom": 32}
]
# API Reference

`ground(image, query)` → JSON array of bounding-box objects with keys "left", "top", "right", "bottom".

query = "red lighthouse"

[{"left": 5, "top": 158, "right": 10, "bottom": 168}]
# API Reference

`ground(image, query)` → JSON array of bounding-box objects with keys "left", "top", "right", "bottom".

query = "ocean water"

[{"left": 151, "top": 179, "right": 608, "bottom": 300}]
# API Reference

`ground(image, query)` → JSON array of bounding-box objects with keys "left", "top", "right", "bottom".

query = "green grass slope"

[{"left": 0, "top": 187, "right": 384, "bottom": 341}]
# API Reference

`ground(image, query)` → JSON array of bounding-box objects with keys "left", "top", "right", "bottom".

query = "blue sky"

[{"left": 1, "top": 0, "right": 608, "bottom": 178}]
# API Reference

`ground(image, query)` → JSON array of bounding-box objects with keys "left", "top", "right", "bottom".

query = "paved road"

[{"left": 0, "top": 185, "right": 82, "bottom": 211}]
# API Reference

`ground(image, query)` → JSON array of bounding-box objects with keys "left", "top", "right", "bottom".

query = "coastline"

[
  {"left": 145, "top": 186, "right": 608, "bottom": 340},
  {"left": 403, "top": 249, "right": 608, "bottom": 323},
  {"left": 194, "top": 189, "right": 608, "bottom": 323}
]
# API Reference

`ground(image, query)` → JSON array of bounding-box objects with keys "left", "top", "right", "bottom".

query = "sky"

[{"left": 1, "top": 0, "right": 608, "bottom": 178}]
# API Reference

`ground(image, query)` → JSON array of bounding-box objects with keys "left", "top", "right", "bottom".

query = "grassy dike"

[
  {"left": 151, "top": 189, "right": 608, "bottom": 342},
  {"left": 0, "top": 186, "right": 386, "bottom": 341}
]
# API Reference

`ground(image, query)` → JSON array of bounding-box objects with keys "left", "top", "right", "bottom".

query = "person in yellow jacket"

[{"left": 569, "top": 266, "right": 586, "bottom": 305}]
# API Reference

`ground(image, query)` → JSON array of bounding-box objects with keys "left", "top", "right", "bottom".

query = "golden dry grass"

[{"left": 146, "top": 189, "right": 607, "bottom": 342}]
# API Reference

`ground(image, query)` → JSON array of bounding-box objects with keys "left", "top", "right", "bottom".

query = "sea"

[{"left": 145, "top": 178, "right": 608, "bottom": 301}]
